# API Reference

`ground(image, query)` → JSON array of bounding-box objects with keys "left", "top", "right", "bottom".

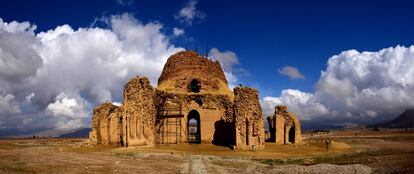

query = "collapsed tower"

[
  {"left": 89, "top": 51, "right": 265, "bottom": 150},
  {"left": 267, "top": 105, "right": 302, "bottom": 144}
]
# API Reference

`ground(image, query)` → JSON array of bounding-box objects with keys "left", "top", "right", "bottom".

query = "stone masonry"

[
  {"left": 234, "top": 87, "right": 265, "bottom": 150},
  {"left": 122, "top": 77, "right": 156, "bottom": 146},
  {"left": 267, "top": 105, "right": 302, "bottom": 144},
  {"left": 89, "top": 51, "right": 301, "bottom": 150}
]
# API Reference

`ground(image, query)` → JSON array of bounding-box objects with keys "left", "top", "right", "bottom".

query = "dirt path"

[{"left": 189, "top": 155, "right": 207, "bottom": 174}]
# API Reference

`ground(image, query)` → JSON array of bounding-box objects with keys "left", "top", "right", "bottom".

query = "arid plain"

[{"left": 1, "top": 129, "right": 413, "bottom": 174}]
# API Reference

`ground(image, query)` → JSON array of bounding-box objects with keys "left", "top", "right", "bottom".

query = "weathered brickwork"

[
  {"left": 123, "top": 77, "right": 156, "bottom": 146},
  {"left": 234, "top": 87, "right": 265, "bottom": 150},
  {"left": 267, "top": 105, "right": 302, "bottom": 144},
  {"left": 89, "top": 103, "right": 123, "bottom": 145},
  {"left": 90, "top": 51, "right": 302, "bottom": 151}
]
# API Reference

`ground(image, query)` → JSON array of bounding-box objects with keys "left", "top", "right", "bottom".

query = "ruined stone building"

[
  {"left": 267, "top": 105, "right": 302, "bottom": 144},
  {"left": 89, "top": 51, "right": 265, "bottom": 150}
]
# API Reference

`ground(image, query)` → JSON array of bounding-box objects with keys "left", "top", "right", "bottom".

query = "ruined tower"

[
  {"left": 234, "top": 87, "right": 265, "bottom": 150},
  {"left": 123, "top": 77, "right": 156, "bottom": 146},
  {"left": 267, "top": 105, "right": 302, "bottom": 144}
]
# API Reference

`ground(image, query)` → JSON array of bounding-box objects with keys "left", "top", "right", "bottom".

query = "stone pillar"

[
  {"left": 123, "top": 76, "right": 156, "bottom": 146},
  {"left": 275, "top": 114, "right": 285, "bottom": 144},
  {"left": 293, "top": 117, "right": 303, "bottom": 144},
  {"left": 234, "top": 87, "right": 265, "bottom": 150}
]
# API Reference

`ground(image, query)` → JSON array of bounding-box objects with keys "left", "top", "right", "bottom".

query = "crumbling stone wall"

[
  {"left": 89, "top": 103, "right": 122, "bottom": 145},
  {"left": 123, "top": 76, "right": 156, "bottom": 146},
  {"left": 267, "top": 105, "right": 302, "bottom": 144},
  {"left": 234, "top": 87, "right": 265, "bottom": 150}
]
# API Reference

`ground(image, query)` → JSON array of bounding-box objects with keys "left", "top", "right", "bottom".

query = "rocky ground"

[{"left": 0, "top": 129, "right": 413, "bottom": 174}]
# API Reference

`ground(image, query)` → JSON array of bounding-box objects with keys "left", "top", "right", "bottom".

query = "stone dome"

[{"left": 157, "top": 51, "right": 232, "bottom": 95}]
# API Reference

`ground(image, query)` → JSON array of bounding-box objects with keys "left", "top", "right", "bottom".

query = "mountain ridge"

[{"left": 371, "top": 109, "right": 414, "bottom": 128}]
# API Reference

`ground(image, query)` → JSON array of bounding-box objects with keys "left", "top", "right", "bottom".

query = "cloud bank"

[
  {"left": 263, "top": 45, "right": 414, "bottom": 126},
  {"left": 0, "top": 14, "right": 182, "bottom": 136}
]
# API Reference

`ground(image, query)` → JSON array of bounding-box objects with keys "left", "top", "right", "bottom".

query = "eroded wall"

[
  {"left": 89, "top": 103, "right": 122, "bottom": 145},
  {"left": 234, "top": 87, "right": 265, "bottom": 150},
  {"left": 123, "top": 76, "right": 156, "bottom": 146},
  {"left": 267, "top": 105, "right": 302, "bottom": 144}
]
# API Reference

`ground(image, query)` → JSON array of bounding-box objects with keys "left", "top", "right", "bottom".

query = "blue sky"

[
  {"left": 2, "top": 0, "right": 413, "bottom": 97},
  {"left": 1, "top": 0, "right": 414, "bottom": 135}
]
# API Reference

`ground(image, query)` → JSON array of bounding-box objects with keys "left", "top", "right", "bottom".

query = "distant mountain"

[
  {"left": 300, "top": 120, "right": 344, "bottom": 131},
  {"left": 371, "top": 109, "right": 414, "bottom": 128},
  {"left": 59, "top": 128, "right": 91, "bottom": 138}
]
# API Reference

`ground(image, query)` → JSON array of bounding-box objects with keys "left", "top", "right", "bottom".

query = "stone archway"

[{"left": 188, "top": 110, "right": 201, "bottom": 143}]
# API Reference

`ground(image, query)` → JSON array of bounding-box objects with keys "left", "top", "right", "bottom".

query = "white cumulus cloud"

[
  {"left": 264, "top": 45, "right": 414, "bottom": 125},
  {"left": 0, "top": 19, "right": 42, "bottom": 85},
  {"left": 46, "top": 93, "right": 89, "bottom": 130},
  {"left": 0, "top": 14, "right": 183, "bottom": 135},
  {"left": 262, "top": 90, "right": 329, "bottom": 120}
]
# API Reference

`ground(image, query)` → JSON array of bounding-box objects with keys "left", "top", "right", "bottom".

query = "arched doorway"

[
  {"left": 288, "top": 126, "right": 295, "bottom": 143},
  {"left": 188, "top": 110, "right": 201, "bottom": 143}
]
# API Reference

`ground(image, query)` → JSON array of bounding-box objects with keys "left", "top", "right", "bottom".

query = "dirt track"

[{"left": 0, "top": 129, "right": 413, "bottom": 174}]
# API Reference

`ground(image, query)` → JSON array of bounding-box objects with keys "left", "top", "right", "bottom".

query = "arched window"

[{"left": 188, "top": 79, "right": 201, "bottom": 93}]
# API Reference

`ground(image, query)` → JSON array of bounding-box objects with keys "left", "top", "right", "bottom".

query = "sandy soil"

[{"left": 0, "top": 129, "right": 413, "bottom": 174}]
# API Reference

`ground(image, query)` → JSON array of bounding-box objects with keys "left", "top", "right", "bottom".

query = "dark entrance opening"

[
  {"left": 246, "top": 118, "right": 249, "bottom": 145},
  {"left": 188, "top": 79, "right": 201, "bottom": 93},
  {"left": 288, "top": 126, "right": 295, "bottom": 143},
  {"left": 118, "top": 116, "right": 124, "bottom": 147},
  {"left": 188, "top": 110, "right": 201, "bottom": 143}
]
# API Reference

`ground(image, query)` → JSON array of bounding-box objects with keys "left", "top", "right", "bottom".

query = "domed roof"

[{"left": 157, "top": 51, "right": 232, "bottom": 95}]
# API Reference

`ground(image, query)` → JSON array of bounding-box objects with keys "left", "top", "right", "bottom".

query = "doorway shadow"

[{"left": 212, "top": 119, "right": 235, "bottom": 149}]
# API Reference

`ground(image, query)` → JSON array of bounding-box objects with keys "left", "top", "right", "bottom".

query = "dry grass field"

[{"left": 0, "top": 129, "right": 413, "bottom": 174}]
